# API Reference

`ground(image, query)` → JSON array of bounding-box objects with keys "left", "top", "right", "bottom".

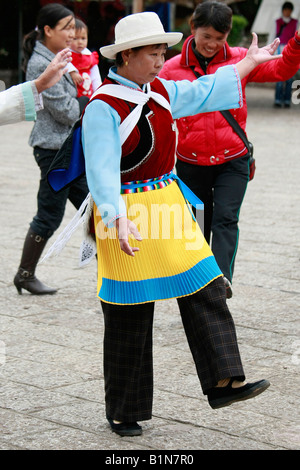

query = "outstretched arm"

[{"left": 0, "top": 49, "right": 72, "bottom": 126}]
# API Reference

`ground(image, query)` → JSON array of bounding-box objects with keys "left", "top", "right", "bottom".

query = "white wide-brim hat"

[{"left": 100, "top": 12, "right": 183, "bottom": 60}]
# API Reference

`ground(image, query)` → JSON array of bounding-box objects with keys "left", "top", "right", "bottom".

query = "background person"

[
  {"left": 273, "top": 2, "right": 298, "bottom": 107},
  {"left": 68, "top": 18, "right": 102, "bottom": 98},
  {"left": 14, "top": 3, "right": 89, "bottom": 296},
  {"left": 159, "top": 1, "right": 300, "bottom": 298}
]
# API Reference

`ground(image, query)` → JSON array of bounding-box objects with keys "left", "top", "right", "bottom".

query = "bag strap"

[
  {"left": 219, "top": 109, "right": 251, "bottom": 153},
  {"left": 190, "top": 66, "right": 251, "bottom": 153},
  {"left": 277, "top": 20, "right": 288, "bottom": 38}
]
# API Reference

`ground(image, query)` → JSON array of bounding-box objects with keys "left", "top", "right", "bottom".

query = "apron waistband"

[{"left": 121, "top": 171, "right": 204, "bottom": 210}]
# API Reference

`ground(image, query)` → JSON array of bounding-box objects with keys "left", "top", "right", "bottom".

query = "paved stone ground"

[{"left": 0, "top": 85, "right": 299, "bottom": 452}]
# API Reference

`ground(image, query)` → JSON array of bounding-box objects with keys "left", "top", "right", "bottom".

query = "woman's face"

[
  {"left": 120, "top": 44, "right": 167, "bottom": 86},
  {"left": 192, "top": 25, "right": 229, "bottom": 58},
  {"left": 44, "top": 15, "right": 75, "bottom": 54}
]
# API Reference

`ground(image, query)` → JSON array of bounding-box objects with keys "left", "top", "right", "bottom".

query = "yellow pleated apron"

[{"left": 93, "top": 175, "right": 222, "bottom": 304}]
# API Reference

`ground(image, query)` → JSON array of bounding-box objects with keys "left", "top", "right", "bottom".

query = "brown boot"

[{"left": 14, "top": 228, "right": 57, "bottom": 295}]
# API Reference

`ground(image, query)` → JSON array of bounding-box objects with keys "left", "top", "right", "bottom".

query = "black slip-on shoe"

[
  {"left": 207, "top": 379, "right": 270, "bottom": 409},
  {"left": 107, "top": 417, "right": 142, "bottom": 437}
]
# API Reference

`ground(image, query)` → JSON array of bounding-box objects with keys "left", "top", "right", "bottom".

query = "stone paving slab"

[{"left": 0, "top": 85, "right": 299, "bottom": 452}]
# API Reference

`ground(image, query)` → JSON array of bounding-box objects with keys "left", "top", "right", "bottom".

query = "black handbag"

[{"left": 220, "top": 110, "right": 256, "bottom": 181}]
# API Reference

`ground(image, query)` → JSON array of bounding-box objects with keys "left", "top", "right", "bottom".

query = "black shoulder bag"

[
  {"left": 190, "top": 66, "right": 256, "bottom": 180},
  {"left": 220, "top": 110, "right": 256, "bottom": 181}
]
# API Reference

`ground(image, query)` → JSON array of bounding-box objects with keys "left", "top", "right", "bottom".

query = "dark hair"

[
  {"left": 115, "top": 46, "right": 144, "bottom": 67},
  {"left": 23, "top": 3, "right": 74, "bottom": 71},
  {"left": 75, "top": 18, "right": 88, "bottom": 32},
  {"left": 115, "top": 52, "right": 124, "bottom": 67},
  {"left": 282, "top": 2, "right": 294, "bottom": 11},
  {"left": 191, "top": 1, "right": 232, "bottom": 34}
]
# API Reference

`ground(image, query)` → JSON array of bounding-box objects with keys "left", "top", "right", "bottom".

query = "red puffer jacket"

[{"left": 159, "top": 33, "right": 300, "bottom": 166}]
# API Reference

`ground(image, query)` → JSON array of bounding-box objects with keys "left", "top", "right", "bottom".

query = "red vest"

[
  {"left": 276, "top": 18, "right": 298, "bottom": 44},
  {"left": 71, "top": 51, "right": 99, "bottom": 97},
  {"left": 89, "top": 77, "right": 176, "bottom": 182}
]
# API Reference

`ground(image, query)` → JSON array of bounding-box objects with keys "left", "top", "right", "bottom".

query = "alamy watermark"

[{"left": 95, "top": 202, "right": 205, "bottom": 250}]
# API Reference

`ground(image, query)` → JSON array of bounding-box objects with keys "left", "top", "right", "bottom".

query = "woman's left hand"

[
  {"left": 115, "top": 217, "right": 142, "bottom": 256},
  {"left": 236, "top": 32, "right": 282, "bottom": 79},
  {"left": 246, "top": 32, "right": 281, "bottom": 66}
]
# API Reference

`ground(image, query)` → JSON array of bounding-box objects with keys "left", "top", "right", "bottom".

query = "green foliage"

[{"left": 228, "top": 15, "right": 249, "bottom": 47}]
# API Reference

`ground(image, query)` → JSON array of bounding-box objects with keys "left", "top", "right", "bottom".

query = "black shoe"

[
  {"left": 274, "top": 102, "right": 282, "bottom": 108},
  {"left": 107, "top": 417, "right": 142, "bottom": 437},
  {"left": 207, "top": 378, "right": 270, "bottom": 409},
  {"left": 223, "top": 276, "right": 233, "bottom": 299}
]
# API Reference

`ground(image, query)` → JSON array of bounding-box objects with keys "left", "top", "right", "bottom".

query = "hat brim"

[{"left": 100, "top": 32, "right": 183, "bottom": 59}]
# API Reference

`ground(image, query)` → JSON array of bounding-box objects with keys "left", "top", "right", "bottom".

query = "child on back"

[{"left": 68, "top": 18, "right": 102, "bottom": 98}]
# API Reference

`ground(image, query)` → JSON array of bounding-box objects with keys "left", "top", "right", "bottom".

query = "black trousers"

[
  {"left": 176, "top": 156, "right": 250, "bottom": 282},
  {"left": 101, "top": 277, "right": 245, "bottom": 422},
  {"left": 30, "top": 147, "right": 89, "bottom": 239}
]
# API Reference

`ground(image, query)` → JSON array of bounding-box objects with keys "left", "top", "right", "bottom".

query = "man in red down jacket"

[{"left": 159, "top": 1, "right": 300, "bottom": 298}]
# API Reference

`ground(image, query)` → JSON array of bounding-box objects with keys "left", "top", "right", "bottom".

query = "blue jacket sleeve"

[
  {"left": 159, "top": 64, "right": 243, "bottom": 119},
  {"left": 82, "top": 99, "right": 126, "bottom": 227}
]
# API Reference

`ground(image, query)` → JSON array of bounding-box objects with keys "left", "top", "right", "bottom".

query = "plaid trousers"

[{"left": 101, "top": 277, "right": 245, "bottom": 422}]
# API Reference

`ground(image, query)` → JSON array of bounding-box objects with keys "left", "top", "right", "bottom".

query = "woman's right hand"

[{"left": 115, "top": 217, "right": 142, "bottom": 256}]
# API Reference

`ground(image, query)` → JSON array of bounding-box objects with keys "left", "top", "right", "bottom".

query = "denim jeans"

[
  {"left": 30, "top": 147, "right": 89, "bottom": 239},
  {"left": 275, "top": 77, "right": 294, "bottom": 105}
]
